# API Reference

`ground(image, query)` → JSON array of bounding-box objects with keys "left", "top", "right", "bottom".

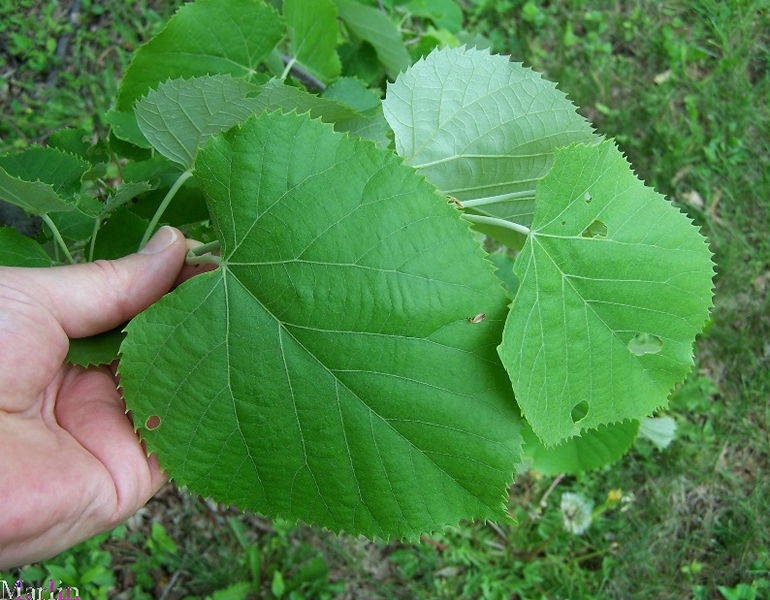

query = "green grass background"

[{"left": 1, "top": 0, "right": 768, "bottom": 598}]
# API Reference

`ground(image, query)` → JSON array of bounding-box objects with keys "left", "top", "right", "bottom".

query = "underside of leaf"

[{"left": 383, "top": 46, "right": 596, "bottom": 241}]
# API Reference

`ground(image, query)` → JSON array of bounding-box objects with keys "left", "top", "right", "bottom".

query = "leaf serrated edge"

[{"left": 0, "top": 144, "right": 91, "bottom": 187}]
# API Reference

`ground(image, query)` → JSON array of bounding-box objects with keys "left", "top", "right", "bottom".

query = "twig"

[
  {"left": 46, "top": 0, "right": 82, "bottom": 86},
  {"left": 539, "top": 473, "right": 565, "bottom": 509},
  {"left": 277, "top": 52, "right": 326, "bottom": 91}
]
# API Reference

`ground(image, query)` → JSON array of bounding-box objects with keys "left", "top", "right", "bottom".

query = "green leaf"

[
  {"left": 66, "top": 327, "right": 126, "bottom": 367},
  {"left": 103, "top": 181, "right": 156, "bottom": 215},
  {"left": 383, "top": 46, "right": 595, "bottom": 240},
  {"left": 284, "top": 0, "right": 341, "bottom": 84},
  {"left": 499, "top": 141, "right": 714, "bottom": 445},
  {"left": 135, "top": 75, "right": 264, "bottom": 168},
  {"left": 209, "top": 582, "right": 253, "bottom": 600},
  {"left": 405, "top": 0, "right": 463, "bottom": 32},
  {"left": 120, "top": 112, "right": 521, "bottom": 537},
  {"left": 0, "top": 146, "right": 90, "bottom": 196},
  {"left": 46, "top": 194, "right": 103, "bottom": 241},
  {"left": 47, "top": 127, "right": 91, "bottom": 158},
  {"left": 519, "top": 420, "right": 639, "bottom": 475},
  {"left": 339, "top": 40, "right": 381, "bottom": 84},
  {"left": 117, "top": 0, "right": 284, "bottom": 110},
  {"left": 0, "top": 168, "right": 72, "bottom": 215},
  {"left": 0, "top": 227, "right": 53, "bottom": 267},
  {"left": 253, "top": 79, "right": 390, "bottom": 147},
  {"left": 122, "top": 156, "right": 182, "bottom": 185},
  {"left": 93, "top": 208, "right": 148, "bottom": 260},
  {"left": 487, "top": 249, "right": 519, "bottom": 299},
  {"left": 323, "top": 77, "right": 381, "bottom": 112},
  {"left": 105, "top": 110, "right": 152, "bottom": 149},
  {"left": 335, "top": 0, "right": 411, "bottom": 78}
]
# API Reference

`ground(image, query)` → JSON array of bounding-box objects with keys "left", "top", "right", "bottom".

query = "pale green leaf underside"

[
  {"left": 519, "top": 419, "right": 639, "bottom": 475},
  {"left": 117, "top": 0, "right": 283, "bottom": 110},
  {"left": 638, "top": 416, "right": 677, "bottom": 449},
  {"left": 335, "top": 0, "right": 411, "bottom": 78},
  {"left": 0, "top": 227, "right": 53, "bottom": 267},
  {"left": 383, "top": 46, "right": 595, "bottom": 234},
  {"left": 120, "top": 112, "right": 521, "bottom": 538},
  {"left": 499, "top": 141, "right": 714, "bottom": 445},
  {"left": 135, "top": 75, "right": 265, "bottom": 168},
  {"left": 284, "top": 0, "right": 341, "bottom": 84}
]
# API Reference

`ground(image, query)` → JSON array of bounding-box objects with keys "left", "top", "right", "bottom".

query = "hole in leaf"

[
  {"left": 581, "top": 220, "right": 607, "bottom": 238},
  {"left": 145, "top": 415, "right": 161, "bottom": 430},
  {"left": 628, "top": 332, "right": 663, "bottom": 356},
  {"left": 584, "top": 191, "right": 592, "bottom": 203},
  {"left": 571, "top": 401, "right": 589, "bottom": 423}
]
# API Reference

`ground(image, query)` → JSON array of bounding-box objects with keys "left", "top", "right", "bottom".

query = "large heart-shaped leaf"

[
  {"left": 119, "top": 112, "right": 521, "bottom": 537},
  {"left": 117, "top": 0, "right": 283, "bottom": 110},
  {"left": 499, "top": 141, "right": 714, "bottom": 445},
  {"left": 383, "top": 47, "right": 596, "bottom": 242}
]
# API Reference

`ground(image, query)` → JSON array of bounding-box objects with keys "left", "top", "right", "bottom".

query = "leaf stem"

[
  {"left": 186, "top": 240, "right": 221, "bottom": 267},
  {"left": 88, "top": 216, "right": 101, "bottom": 262},
  {"left": 186, "top": 254, "right": 221, "bottom": 267},
  {"left": 138, "top": 169, "right": 193, "bottom": 250},
  {"left": 461, "top": 213, "right": 531, "bottom": 236},
  {"left": 188, "top": 240, "right": 221, "bottom": 257},
  {"left": 41, "top": 213, "right": 74, "bottom": 264},
  {"left": 280, "top": 56, "right": 297, "bottom": 81},
  {"left": 460, "top": 190, "right": 535, "bottom": 208}
]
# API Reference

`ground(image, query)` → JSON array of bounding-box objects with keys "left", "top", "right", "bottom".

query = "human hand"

[{"left": 0, "top": 227, "right": 192, "bottom": 569}]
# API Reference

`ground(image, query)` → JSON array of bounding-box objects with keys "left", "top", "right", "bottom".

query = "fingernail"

[{"left": 140, "top": 226, "right": 178, "bottom": 254}]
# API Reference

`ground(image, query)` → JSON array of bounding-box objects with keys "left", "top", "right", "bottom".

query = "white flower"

[{"left": 560, "top": 492, "right": 593, "bottom": 534}]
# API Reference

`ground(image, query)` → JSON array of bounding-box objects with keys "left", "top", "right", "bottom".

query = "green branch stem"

[
  {"left": 41, "top": 213, "right": 74, "bottom": 264},
  {"left": 461, "top": 213, "right": 531, "bottom": 236},
  {"left": 138, "top": 169, "right": 193, "bottom": 251}
]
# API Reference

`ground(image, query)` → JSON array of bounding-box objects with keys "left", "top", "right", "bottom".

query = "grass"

[{"left": 1, "top": 0, "right": 768, "bottom": 598}]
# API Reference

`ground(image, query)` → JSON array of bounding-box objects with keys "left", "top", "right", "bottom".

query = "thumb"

[{"left": 7, "top": 226, "right": 188, "bottom": 337}]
